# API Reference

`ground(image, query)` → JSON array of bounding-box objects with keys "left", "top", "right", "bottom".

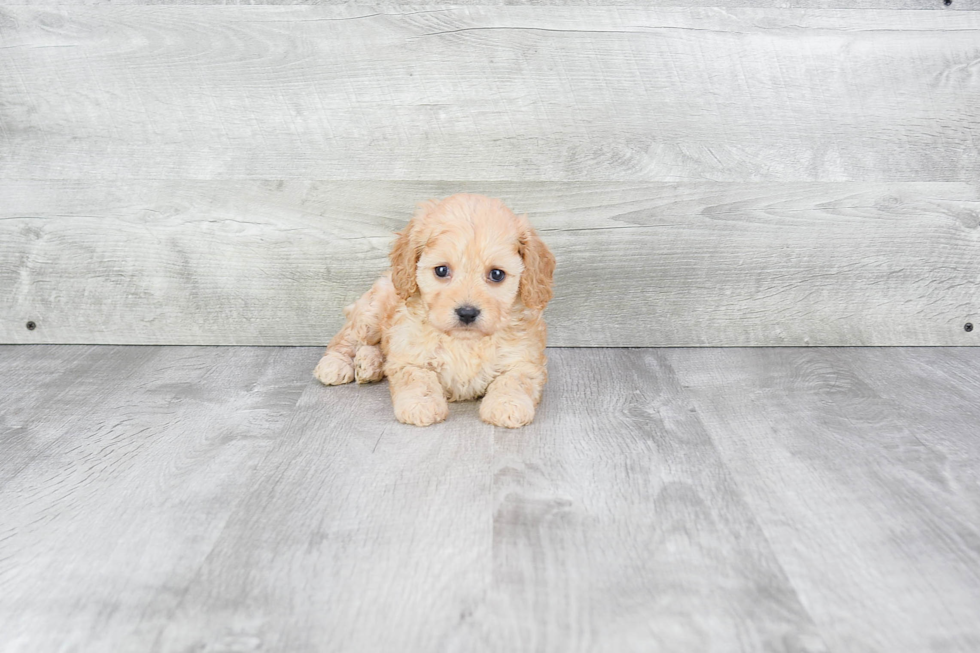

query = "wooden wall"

[{"left": 1, "top": 4, "right": 977, "bottom": 346}]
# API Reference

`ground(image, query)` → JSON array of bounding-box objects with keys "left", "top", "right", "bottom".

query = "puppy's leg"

[
  {"left": 354, "top": 345, "right": 384, "bottom": 384},
  {"left": 388, "top": 366, "right": 448, "bottom": 427},
  {"left": 480, "top": 364, "right": 547, "bottom": 428},
  {"left": 314, "top": 276, "right": 397, "bottom": 386},
  {"left": 314, "top": 325, "right": 356, "bottom": 386}
]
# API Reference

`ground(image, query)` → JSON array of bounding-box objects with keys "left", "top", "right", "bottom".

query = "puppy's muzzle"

[{"left": 455, "top": 305, "right": 481, "bottom": 325}]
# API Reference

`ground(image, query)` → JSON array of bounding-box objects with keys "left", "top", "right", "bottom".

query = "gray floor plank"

[
  {"left": 0, "top": 346, "right": 312, "bottom": 652},
  {"left": 152, "top": 368, "right": 495, "bottom": 653},
  {"left": 3, "top": 346, "right": 980, "bottom": 651},
  {"left": 664, "top": 347, "right": 980, "bottom": 653},
  {"left": 0, "top": 346, "right": 187, "bottom": 494},
  {"left": 457, "top": 349, "right": 827, "bottom": 653}
]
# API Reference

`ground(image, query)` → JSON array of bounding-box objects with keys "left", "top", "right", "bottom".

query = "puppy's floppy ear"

[
  {"left": 389, "top": 200, "right": 437, "bottom": 299},
  {"left": 388, "top": 226, "right": 418, "bottom": 299},
  {"left": 518, "top": 220, "right": 556, "bottom": 310}
]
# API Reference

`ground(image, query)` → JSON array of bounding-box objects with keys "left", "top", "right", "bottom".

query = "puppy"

[{"left": 314, "top": 194, "right": 556, "bottom": 428}]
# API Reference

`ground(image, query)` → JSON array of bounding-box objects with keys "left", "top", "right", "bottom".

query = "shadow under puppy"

[{"left": 314, "top": 194, "right": 556, "bottom": 428}]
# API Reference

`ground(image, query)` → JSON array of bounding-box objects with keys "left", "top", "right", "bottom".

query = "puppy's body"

[
  {"left": 314, "top": 194, "right": 555, "bottom": 428},
  {"left": 387, "top": 294, "right": 547, "bottom": 403}
]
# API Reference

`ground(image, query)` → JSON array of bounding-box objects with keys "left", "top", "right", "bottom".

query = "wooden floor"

[{"left": 1, "top": 346, "right": 978, "bottom": 653}]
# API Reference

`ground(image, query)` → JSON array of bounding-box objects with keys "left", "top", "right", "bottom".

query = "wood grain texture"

[
  {"left": 2, "top": 7, "right": 979, "bottom": 181},
  {"left": 151, "top": 369, "right": 495, "bottom": 653},
  {"left": 4, "top": 345, "right": 980, "bottom": 651},
  {"left": 0, "top": 345, "right": 826, "bottom": 653},
  {"left": 664, "top": 347, "right": 980, "bottom": 653},
  {"left": 0, "top": 345, "right": 154, "bottom": 489},
  {"left": 2, "top": 180, "right": 977, "bottom": 346},
  {"left": 0, "top": 345, "right": 313, "bottom": 651},
  {"left": 5, "top": 0, "right": 979, "bottom": 8},
  {"left": 458, "top": 348, "right": 827, "bottom": 652}
]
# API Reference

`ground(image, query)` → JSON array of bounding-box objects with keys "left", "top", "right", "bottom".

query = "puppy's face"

[
  {"left": 389, "top": 194, "right": 555, "bottom": 338},
  {"left": 416, "top": 224, "right": 524, "bottom": 337}
]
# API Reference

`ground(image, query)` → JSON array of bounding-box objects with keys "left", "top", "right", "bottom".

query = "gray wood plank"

[
  {"left": 664, "top": 347, "right": 980, "bottom": 653},
  {"left": 2, "top": 7, "right": 979, "bottom": 181},
  {"left": 454, "top": 348, "right": 828, "bottom": 652},
  {"left": 0, "top": 345, "right": 312, "bottom": 652},
  {"left": 151, "top": 369, "right": 495, "bottom": 653},
  {"left": 2, "top": 181, "right": 977, "bottom": 346},
  {"left": 6, "top": 0, "right": 979, "bottom": 8},
  {"left": 0, "top": 345, "right": 829, "bottom": 652},
  {"left": 0, "top": 345, "right": 159, "bottom": 490},
  {"left": 4, "top": 345, "right": 980, "bottom": 650}
]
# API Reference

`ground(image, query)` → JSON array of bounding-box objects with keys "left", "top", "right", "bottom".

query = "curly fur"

[{"left": 314, "top": 194, "right": 556, "bottom": 428}]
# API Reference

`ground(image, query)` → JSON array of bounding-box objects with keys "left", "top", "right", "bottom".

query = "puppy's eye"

[
  {"left": 434, "top": 265, "right": 450, "bottom": 278},
  {"left": 488, "top": 269, "right": 505, "bottom": 283}
]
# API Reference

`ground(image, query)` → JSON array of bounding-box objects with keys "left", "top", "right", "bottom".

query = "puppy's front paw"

[
  {"left": 480, "top": 391, "right": 535, "bottom": 428},
  {"left": 313, "top": 352, "right": 354, "bottom": 386},
  {"left": 354, "top": 345, "right": 384, "bottom": 384},
  {"left": 394, "top": 394, "right": 449, "bottom": 427}
]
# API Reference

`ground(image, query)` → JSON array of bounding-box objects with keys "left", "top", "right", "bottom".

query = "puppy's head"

[{"left": 389, "top": 194, "right": 555, "bottom": 338}]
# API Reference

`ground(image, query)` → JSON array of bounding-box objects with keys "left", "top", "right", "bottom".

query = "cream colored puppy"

[{"left": 314, "top": 194, "right": 555, "bottom": 428}]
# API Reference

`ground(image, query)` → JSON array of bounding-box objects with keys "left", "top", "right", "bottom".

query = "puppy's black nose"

[{"left": 455, "top": 305, "right": 481, "bottom": 325}]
